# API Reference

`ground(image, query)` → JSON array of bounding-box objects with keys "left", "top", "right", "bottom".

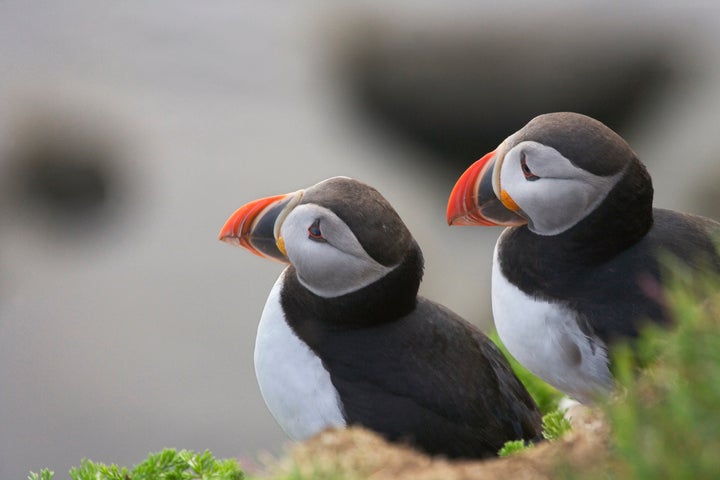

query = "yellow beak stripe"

[
  {"left": 276, "top": 236, "right": 287, "bottom": 257},
  {"left": 500, "top": 189, "right": 521, "bottom": 212}
]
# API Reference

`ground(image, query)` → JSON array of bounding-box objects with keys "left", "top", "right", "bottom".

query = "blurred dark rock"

[
  {"left": 4, "top": 108, "right": 125, "bottom": 231},
  {"left": 338, "top": 19, "right": 683, "bottom": 177},
  {"left": 17, "top": 141, "right": 111, "bottom": 213}
]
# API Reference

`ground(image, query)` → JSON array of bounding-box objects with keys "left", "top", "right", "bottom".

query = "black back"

[
  {"left": 499, "top": 208, "right": 720, "bottom": 345},
  {"left": 280, "top": 245, "right": 542, "bottom": 458}
]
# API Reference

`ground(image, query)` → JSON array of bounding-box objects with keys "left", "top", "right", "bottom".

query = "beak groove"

[{"left": 446, "top": 147, "right": 527, "bottom": 227}]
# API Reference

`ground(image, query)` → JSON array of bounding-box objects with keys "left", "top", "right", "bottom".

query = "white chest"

[
  {"left": 491, "top": 239, "right": 613, "bottom": 403},
  {"left": 253, "top": 271, "right": 346, "bottom": 440}
]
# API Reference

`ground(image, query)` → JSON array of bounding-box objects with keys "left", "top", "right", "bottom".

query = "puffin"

[
  {"left": 446, "top": 112, "right": 720, "bottom": 403},
  {"left": 219, "top": 176, "right": 542, "bottom": 458}
]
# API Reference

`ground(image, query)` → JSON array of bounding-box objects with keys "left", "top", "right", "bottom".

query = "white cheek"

[
  {"left": 501, "top": 146, "right": 623, "bottom": 236},
  {"left": 280, "top": 210, "right": 394, "bottom": 298}
]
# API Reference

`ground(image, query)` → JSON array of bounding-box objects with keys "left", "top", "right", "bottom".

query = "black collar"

[{"left": 280, "top": 243, "right": 424, "bottom": 346}]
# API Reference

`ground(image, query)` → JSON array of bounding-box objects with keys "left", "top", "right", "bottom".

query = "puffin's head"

[
  {"left": 447, "top": 112, "right": 648, "bottom": 236},
  {"left": 219, "top": 177, "right": 415, "bottom": 298}
]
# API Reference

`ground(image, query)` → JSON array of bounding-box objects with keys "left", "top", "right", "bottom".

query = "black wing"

[
  {"left": 571, "top": 209, "right": 720, "bottom": 344},
  {"left": 316, "top": 298, "right": 542, "bottom": 458}
]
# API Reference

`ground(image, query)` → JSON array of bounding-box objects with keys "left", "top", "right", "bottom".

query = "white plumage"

[
  {"left": 491, "top": 233, "right": 613, "bottom": 403},
  {"left": 253, "top": 271, "right": 346, "bottom": 439}
]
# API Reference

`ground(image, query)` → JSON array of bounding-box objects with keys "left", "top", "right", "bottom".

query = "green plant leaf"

[
  {"left": 498, "top": 439, "right": 533, "bottom": 457},
  {"left": 541, "top": 410, "right": 572, "bottom": 440},
  {"left": 28, "top": 469, "right": 54, "bottom": 480},
  {"left": 32, "top": 449, "right": 243, "bottom": 480}
]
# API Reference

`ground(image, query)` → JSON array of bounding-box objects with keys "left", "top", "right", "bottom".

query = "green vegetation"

[
  {"left": 28, "top": 470, "right": 54, "bottom": 480},
  {"left": 498, "top": 439, "right": 533, "bottom": 458},
  {"left": 585, "top": 264, "right": 720, "bottom": 479},
  {"left": 29, "top": 449, "right": 244, "bottom": 480},
  {"left": 497, "top": 409, "right": 573, "bottom": 457},
  {"left": 540, "top": 410, "right": 572, "bottom": 441}
]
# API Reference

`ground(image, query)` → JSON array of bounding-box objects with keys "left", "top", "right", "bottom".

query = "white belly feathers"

[
  {"left": 253, "top": 271, "right": 346, "bottom": 439},
  {"left": 491, "top": 240, "right": 614, "bottom": 403}
]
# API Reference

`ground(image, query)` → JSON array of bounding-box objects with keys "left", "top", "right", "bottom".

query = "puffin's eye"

[
  {"left": 520, "top": 154, "right": 540, "bottom": 181},
  {"left": 308, "top": 219, "right": 326, "bottom": 242}
]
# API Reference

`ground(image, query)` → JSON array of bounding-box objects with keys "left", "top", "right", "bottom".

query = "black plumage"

[
  {"left": 499, "top": 208, "right": 720, "bottom": 346},
  {"left": 280, "top": 244, "right": 541, "bottom": 458}
]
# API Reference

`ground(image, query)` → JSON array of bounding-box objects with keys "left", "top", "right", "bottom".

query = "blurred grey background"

[{"left": 2, "top": 1, "right": 720, "bottom": 478}]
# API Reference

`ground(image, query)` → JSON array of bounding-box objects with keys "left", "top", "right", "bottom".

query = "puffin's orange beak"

[
  {"left": 218, "top": 190, "right": 303, "bottom": 262},
  {"left": 446, "top": 148, "right": 527, "bottom": 227}
]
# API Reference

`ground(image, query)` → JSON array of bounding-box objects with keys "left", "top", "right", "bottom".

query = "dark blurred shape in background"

[
  {"left": 338, "top": 18, "right": 682, "bottom": 179},
  {"left": 6, "top": 108, "right": 124, "bottom": 231}
]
